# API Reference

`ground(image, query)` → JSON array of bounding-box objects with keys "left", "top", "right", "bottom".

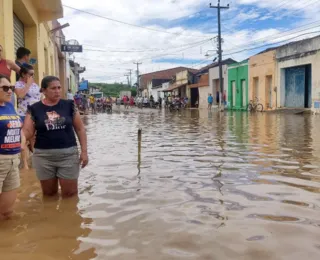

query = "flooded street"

[{"left": 1, "top": 110, "right": 320, "bottom": 260}]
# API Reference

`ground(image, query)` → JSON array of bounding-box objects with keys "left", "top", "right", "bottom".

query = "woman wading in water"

[
  {"left": 0, "top": 74, "right": 22, "bottom": 219},
  {"left": 23, "top": 76, "right": 88, "bottom": 198}
]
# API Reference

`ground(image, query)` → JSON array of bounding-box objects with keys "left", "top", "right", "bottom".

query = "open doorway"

[
  {"left": 231, "top": 81, "right": 236, "bottom": 108},
  {"left": 266, "top": 75, "right": 273, "bottom": 109},
  {"left": 284, "top": 64, "right": 312, "bottom": 108},
  {"left": 241, "top": 79, "right": 247, "bottom": 108},
  {"left": 190, "top": 87, "right": 199, "bottom": 108}
]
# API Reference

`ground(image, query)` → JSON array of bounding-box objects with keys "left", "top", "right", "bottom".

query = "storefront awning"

[{"left": 163, "top": 83, "right": 187, "bottom": 92}]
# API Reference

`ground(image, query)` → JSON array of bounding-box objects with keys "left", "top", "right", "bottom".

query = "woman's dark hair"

[
  {"left": 0, "top": 74, "right": 10, "bottom": 82},
  {"left": 41, "top": 76, "right": 60, "bottom": 90},
  {"left": 19, "top": 64, "right": 34, "bottom": 77}
]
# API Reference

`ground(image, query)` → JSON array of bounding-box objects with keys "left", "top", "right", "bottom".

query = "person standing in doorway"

[
  {"left": 15, "top": 64, "right": 41, "bottom": 170},
  {"left": 223, "top": 90, "right": 227, "bottom": 107},
  {"left": 208, "top": 93, "right": 213, "bottom": 110},
  {"left": 0, "top": 74, "right": 22, "bottom": 219},
  {"left": 15, "top": 47, "right": 31, "bottom": 81},
  {"left": 22, "top": 76, "right": 88, "bottom": 198}
]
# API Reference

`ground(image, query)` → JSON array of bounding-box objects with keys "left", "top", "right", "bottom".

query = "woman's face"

[
  {"left": 43, "top": 80, "right": 61, "bottom": 101},
  {"left": 22, "top": 69, "right": 34, "bottom": 81},
  {"left": 0, "top": 77, "right": 13, "bottom": 103}
]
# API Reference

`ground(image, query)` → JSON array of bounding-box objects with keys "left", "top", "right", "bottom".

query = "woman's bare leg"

[
  {"left": 21, "top": 149, "right": 29, "bottom": 170},
  {"left": 0, "top": 189, "right": 18, "bottom": 220},
  {"left": 59, "top": 179, "right": 78, "bottom": 198},
  {"left": 40, "top": 178, "right": 59, "bottom": 197}
]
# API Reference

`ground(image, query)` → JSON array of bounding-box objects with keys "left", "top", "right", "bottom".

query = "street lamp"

[
  {"left": 204, "top": 51, "right": 218, "bottom": 62},
  {"left": 50, "top": 23, "right": 70, "bottom": 33},
  {"left": 205, "top": 50, "right": 217, "bottom": 58}
]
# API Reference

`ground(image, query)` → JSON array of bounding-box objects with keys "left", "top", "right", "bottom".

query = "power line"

[
  {"left": 278, "top": 0, "right": 320, "bottom": 19},
  {"left": 111, "top": 38, "right": 212, "bottom": 66},
  {"left": 81, "top": 37, "right": 213, "bottom": 53},
  {"left": 63, "top": 5, "right": 209, "bottom": 38},
  {"left": 223, "top": 30, "right": 320, "bottom": 57},
  {"left": 223, "top": 20, "right": 320, "bottom": 52},
  {"left": 75, "top": 38, "right": 212, "bottom": 67}
]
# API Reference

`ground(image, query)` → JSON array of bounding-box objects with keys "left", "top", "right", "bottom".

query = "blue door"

[{"left": 285, "top": 66, "right": 306, "bottom": 108}]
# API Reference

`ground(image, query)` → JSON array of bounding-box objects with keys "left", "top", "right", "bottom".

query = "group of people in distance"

[{"left": 0, "top": 44, "right": 88, "bottom": 220}]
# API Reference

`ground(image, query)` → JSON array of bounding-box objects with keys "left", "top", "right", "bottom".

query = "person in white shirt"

[
  {"left": 67, "top": 89, "right": 74, "bottom": 100},
  {"left": 14, "top": 64, "right": 41, "bottom": 170}
]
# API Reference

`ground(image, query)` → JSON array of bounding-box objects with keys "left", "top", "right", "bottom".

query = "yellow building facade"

[
  {"left": 248, "top": 50, "right": 277, "bottom": 110},
  {"left": 0, "top": 0, "right": 63, "bottom": 84}
]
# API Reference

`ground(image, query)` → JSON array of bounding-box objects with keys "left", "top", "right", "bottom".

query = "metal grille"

[{"left": 13, "top": 14, "right": 25, "bottom": 55}]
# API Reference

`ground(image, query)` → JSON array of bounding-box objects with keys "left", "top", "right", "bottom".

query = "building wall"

[
  {"left": 176, "top": 70, "right": 189, "bottom": 85},
  {"left": 150, "top": 88, "right": 159, "bottom": 99},
  {"left": 228, "top": 62, "right": 249, "bottom": 110},
  {"left": 157, "top": 82, "right": 170, "bottom": 99},
  {"left": 0, "top": 0, "right": 61, "bottom": 85},
  {"left": 209, "top": 65, "right": 228, "bottom": 105},
  {"left": 147, "top": 81, "right": 152, "bottom": 97},
  {"left": 276, "top": 49, "right": 320, "bottom": 111},
  {"left": 69, "top": 69, "right": 76, "bottom": 94},
  {"left": 249, "top": 50, "right": 277, "bottom": 110},
  {"left": 276, "top": 36, "right": 320, "bottom": 111},
  {"left": 198, "top": 86, "right": 210, "bottom": 109},
  {"left": 53, "top": 20, "right": 68, "bottom": 98}
]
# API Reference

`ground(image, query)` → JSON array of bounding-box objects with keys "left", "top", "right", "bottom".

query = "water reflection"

[{"left": 1, "top": 111, "right": 320, "bottom": 260}]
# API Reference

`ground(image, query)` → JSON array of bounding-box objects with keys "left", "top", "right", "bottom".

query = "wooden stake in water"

[{"left": 138, "top": 128, "right": 142, "bottom": 165}]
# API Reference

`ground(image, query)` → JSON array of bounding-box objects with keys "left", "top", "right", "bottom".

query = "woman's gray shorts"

[{"left": 32, "top": 147, "right": 80, "bottom": 181}]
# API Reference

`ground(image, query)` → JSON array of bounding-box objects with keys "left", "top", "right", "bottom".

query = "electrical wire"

[
  {"left": 223, "top": 21, "right": 320, "bottom": 52},
  {"left": 223, "top": 30, "right": 320, "bottom": 57},
  {"left": 63, "top": 5, "right": 209, "bottom": 38},
  {"left": 80, "top": 37, "right": 213, "bottom": 53},
  {"left": 278, "top": 0, "right": 320, "bottom": 19}
]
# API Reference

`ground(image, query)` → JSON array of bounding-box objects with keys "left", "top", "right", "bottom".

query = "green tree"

[
  {"left": 89, "top": 82, "right": 131, "bottom": 97},
  {"left": 131, "top": 89, "right": 137, "bottom": 97}
]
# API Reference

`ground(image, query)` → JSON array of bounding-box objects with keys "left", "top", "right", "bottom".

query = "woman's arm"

[
  {"left": 7, "top": 59, "right": 20, "bottom": 73},
  {"left": 15, "top": 77, "right": 34, "bottom": 99},
  {"left": 73, "top": 111, "right": 88, "bottom": 168},
  {"left": 22, "top": 114, "right": 35, "bottom": 141}
]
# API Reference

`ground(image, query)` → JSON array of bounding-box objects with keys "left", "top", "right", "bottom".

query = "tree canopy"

[{"left": 89, "top": 83, "right": 136, "bottom": 97}]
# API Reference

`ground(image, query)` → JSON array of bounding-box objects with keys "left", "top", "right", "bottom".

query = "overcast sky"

[{"left": 59, "top": 0, "right": 320, "bottom": 84}]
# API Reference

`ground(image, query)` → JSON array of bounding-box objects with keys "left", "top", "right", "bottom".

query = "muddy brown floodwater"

[{"left": 1, "top": 110, "right": 320, "bottom": 260}]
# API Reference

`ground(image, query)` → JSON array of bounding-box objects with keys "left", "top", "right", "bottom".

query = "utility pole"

[
  {"left": 134, "top": 62, "right": 142, "bottom": 95},
  {"left": 124, "top": 74, "right": 130, "bottom": 87},
  {"left": 210, "top": 1, "right": 229, "bottom": 111},
  {"left": 127, "top": 69, "right": 132, "bottom": 87}
]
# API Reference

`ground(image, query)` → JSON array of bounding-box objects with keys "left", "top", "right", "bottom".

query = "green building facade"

[{"left": 227, "top": 61, "right": 249, "bottom": 110}]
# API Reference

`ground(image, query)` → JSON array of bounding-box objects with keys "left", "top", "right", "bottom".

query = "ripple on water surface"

[{"left": 1, "top": 111, "right": 320, "bottom": 260}]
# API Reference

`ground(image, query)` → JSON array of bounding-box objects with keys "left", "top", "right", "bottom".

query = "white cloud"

[{"left": 59, "top": 0, "right": 320, "bottom": 83}]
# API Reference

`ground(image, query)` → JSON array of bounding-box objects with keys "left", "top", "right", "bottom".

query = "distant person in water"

[
  {"left": 23, "top": 76, "right": 88, "bottom": 198},
  {"left": 208, "top": 93, "right": 213, "bottom": 110}
]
